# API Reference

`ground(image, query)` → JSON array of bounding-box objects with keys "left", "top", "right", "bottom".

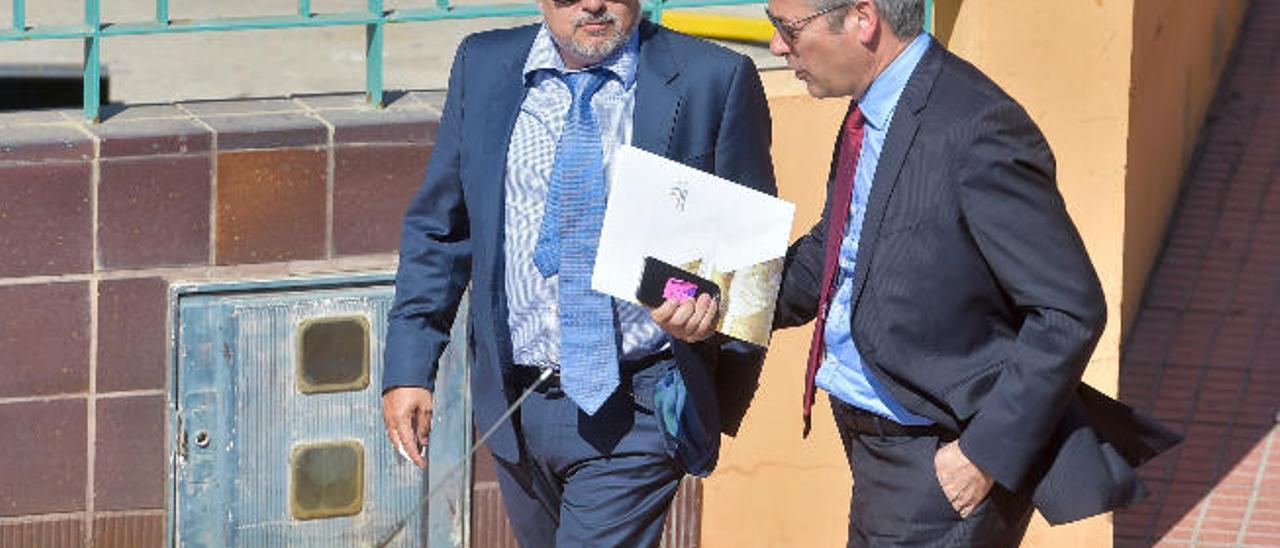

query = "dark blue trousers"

[{"left": 492, "top": 358, "right": 684, "bottom": 547}]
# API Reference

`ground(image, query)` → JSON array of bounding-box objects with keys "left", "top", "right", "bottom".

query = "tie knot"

[
  {"left": 563, "top": 69, "right": 608, "bottom": 104},
  {"left": 846, "top": 105, "right": 866, "bottom": 131}
]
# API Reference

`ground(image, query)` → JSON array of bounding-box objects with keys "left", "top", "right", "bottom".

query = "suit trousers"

[
  {"left": 492, "top": 356, "right": 684, "bottom": 547},
  {"left": 831, "top": 398, "right": 1034, "bottom": 548}
]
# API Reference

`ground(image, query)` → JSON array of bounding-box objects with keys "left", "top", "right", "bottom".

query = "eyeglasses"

[{"left": 764, "top": 1, "right": 856, "bottom": 43}]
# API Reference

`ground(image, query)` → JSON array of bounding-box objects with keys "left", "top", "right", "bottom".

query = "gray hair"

[
  {"left": 814, "top": 0, "right": 924, "bottom": 39},
  {"left": 872, "top": 0, "right": 925, "bottom": 38}
]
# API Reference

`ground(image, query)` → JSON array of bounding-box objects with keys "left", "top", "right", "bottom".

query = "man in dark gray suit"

[{"left": 759, "top": 0, "right": 1179, "bottom": 545}]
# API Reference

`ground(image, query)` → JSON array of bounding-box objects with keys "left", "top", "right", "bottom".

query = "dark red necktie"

[{"left": 802, "top": 105, "right": 865, "bottom": 435}]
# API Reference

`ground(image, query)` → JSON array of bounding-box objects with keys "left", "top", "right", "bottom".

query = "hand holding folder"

[{"left": 593, "top": 146, "right": 795, "bottom": 347}]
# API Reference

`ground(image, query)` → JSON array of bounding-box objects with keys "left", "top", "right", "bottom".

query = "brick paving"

[{"left": 1115, "top": 1, "right": 1280, "bottom": 546}]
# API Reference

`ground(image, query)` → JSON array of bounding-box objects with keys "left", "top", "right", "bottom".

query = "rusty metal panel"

[{"left": 173, "top": 277, "right": 470, "bottom": 547}]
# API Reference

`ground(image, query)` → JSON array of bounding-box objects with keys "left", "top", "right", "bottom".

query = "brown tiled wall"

[
  {"left": 98, "top": 156, "right": 211, "bottom": 269},
  {"left": 0, "top": 163, "right": 93, "bottom": 277},
  {"left": 334, "top": 145, "right": 433, "bottom": 255},
  {"left": 215, "top": 148, "right": 328, "bottom": 264},
  {"left": 0, "top": 92, "right": 438, "bottom": 547},
  {"left": 0, "top": 399, "right": 88, "bottom": 516},
  {"left": 95, "top": 396, "right": 166, "bottom": 511},
  {"left": 96, "top": 278, "right": 169, "bottom": 393},
  {"left": 0, "top": 283, "right": 90, "bottom": 398}
]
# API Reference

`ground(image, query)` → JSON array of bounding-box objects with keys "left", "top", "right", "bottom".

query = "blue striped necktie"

[{"left": 531, "top": 69, "right": 618, "bottom": 415}]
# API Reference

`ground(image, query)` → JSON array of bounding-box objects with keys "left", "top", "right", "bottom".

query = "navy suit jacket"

[
  {"left": 384, "top": 21, "right": 776, "bottom": 476},
  {"left": 775, "top": 40, "right": 1180, "bottom": 523}
]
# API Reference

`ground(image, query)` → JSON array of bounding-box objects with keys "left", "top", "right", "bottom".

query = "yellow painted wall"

[
  {"left": 701, "top": 1, "right": 1248, "bottom": 546},
  {"left": 701, "top": 74, "right": 853, "bottom": 548},
  {"left": 1124, "top": 0, "right": 1249, "bottom": 328}
]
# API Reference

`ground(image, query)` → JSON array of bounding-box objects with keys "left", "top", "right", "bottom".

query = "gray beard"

[{"left": 556, "top": 14, "right": 634, "bottom": 66}]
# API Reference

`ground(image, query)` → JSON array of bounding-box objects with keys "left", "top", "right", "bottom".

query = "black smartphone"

[{"left": 636, "top": 256, "right": 721, "bottom": 308}]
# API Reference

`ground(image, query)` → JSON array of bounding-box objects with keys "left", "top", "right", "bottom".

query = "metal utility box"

[{"left": 170, "top": 276, "right": 470, "bottom": 547}]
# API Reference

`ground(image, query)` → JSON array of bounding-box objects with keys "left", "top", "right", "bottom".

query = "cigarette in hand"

[{"left": 396, "top": 442, "right": 413, "bottom": 463}]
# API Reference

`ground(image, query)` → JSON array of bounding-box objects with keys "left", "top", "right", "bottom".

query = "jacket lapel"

[
  {"left": 848, "top": 40, "right": 944, "bottom": 312},
  {"left": 632, "top": 21, "right": 681, "bottom": 157},
  {"left": 479, "top": 28, "right": 537, "bottom": 198},
  {"left": 476, "top": 25, "right": 538, "bottom": 242}
]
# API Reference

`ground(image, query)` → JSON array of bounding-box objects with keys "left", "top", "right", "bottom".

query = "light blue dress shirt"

[
  {"left": 504, "top": 26, "right": 668, "bottom": 368},
  {"left": 815, "top": 32, "right": 934, "bottom": 425}
]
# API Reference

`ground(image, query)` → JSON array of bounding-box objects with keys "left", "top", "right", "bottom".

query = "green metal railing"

[{"left": 1, "top": 0, "right": 933, "bottom": 122}]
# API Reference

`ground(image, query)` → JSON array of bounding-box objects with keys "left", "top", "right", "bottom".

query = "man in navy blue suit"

[{"left": 380, "top": 0, "right": 775, "bottom": 544}]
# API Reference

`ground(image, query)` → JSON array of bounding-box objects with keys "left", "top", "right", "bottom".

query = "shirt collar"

[
  {"left": 522, "top": 24, "right": 640, "bottom": 89},
  {"left": 858, "top": 32, "right": 932, "bottom": 130}
]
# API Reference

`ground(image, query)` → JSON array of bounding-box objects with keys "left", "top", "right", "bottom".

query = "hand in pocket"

[{"left": 933, "top": 440, "right": 994, "bottom": 518}]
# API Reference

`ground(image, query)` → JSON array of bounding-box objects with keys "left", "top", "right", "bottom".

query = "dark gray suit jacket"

[{"left": 774, "top": 38, "right": 1180, "bottom": 524}]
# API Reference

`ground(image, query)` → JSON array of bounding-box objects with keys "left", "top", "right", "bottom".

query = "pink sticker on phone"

[{"left": 662, "top": 278, "right": 698, "bottom": 303}]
